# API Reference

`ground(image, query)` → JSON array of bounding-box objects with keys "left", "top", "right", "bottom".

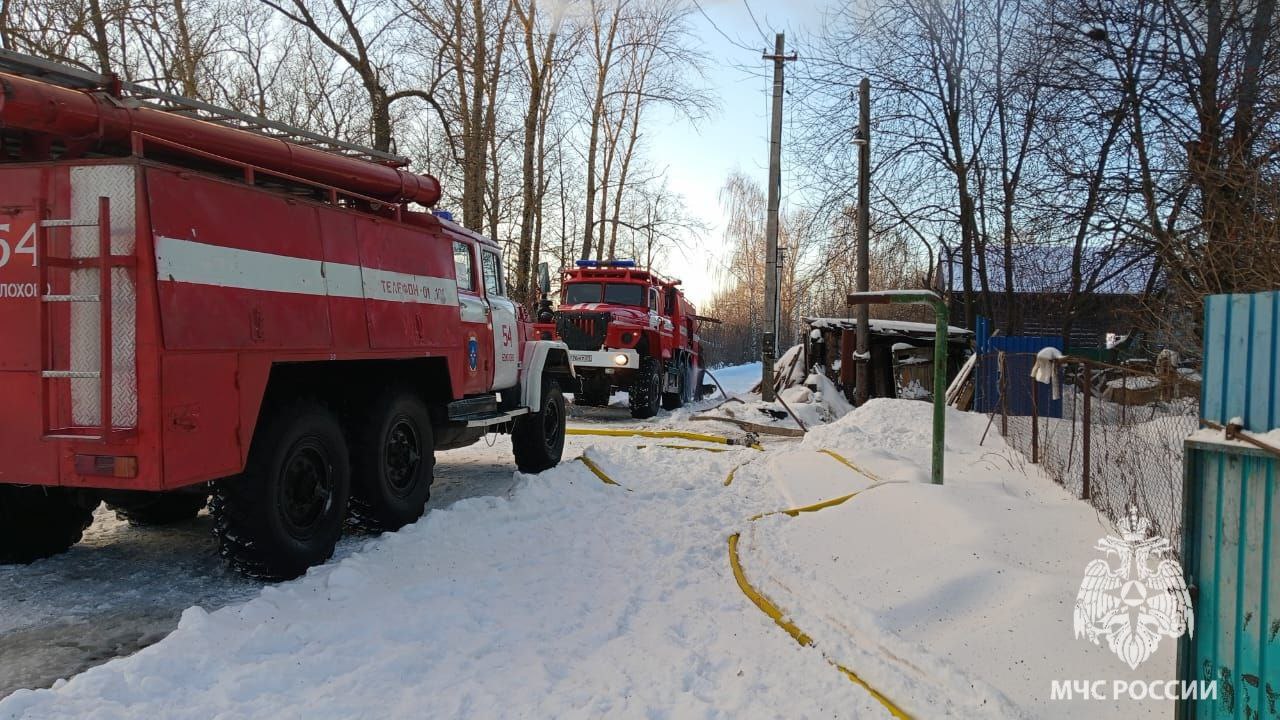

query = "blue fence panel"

[
  {"left": 1202, "top": 291, "right": 1280, "bottom": 431},
  {"left": 1181, "top": 291, "right": 1280, "bottom": 720},
  {"left": 972, "top": 318, "right": 1064, "bottom": 417}
]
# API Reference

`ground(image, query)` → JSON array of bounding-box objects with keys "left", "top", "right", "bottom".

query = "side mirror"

[{"left": 537, "top": 262, "right": 551, "bottom": 295}]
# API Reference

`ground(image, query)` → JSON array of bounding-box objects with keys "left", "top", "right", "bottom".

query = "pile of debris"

[
  {"left": 698, "top": 346, "right": 855, "bottom": 436},
  {"left": 1099, "top": 349, "right": 1200, "bottom": 406}
]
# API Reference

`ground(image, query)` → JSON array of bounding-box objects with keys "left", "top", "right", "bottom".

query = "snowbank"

[
  {"left": 706, "top": 362, "right": 761, "bottom": 396},
  {"left": 742, "top": 400, "right": 1177, "bottom": 718}
]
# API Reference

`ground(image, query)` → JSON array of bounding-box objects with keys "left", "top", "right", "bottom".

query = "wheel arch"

[{"left": 520, "top": 341, "right": 575, "bottom": 409}]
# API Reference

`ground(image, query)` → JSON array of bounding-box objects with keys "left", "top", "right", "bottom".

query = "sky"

[{"left": 644, "top": 0, "right": 831, "bottom": 306}]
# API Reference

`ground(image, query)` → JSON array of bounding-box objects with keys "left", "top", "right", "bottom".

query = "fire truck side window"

[
  {"left": 453, "top": 241, "right": 475, "bottom": 292},
  {"left": 481, "top": 251, "right": 504, "bottom": 296}
]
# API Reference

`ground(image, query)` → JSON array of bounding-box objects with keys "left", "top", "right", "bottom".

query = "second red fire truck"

[{"left": 542, "top": 260, "right": 715, "bottom": 419}]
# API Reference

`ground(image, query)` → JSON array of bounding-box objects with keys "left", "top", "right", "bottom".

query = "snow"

[
  {"left": 780, "top": 385, "right": 814, "bottom": 404},
  {"left": 1036, "top": 347, "right": 1064, "bottom": 362},
  {"left": 807, "top": 317, "right": 973, "bottom": 338},
  {"left": 705, "top": 362, "right": 760, "bottom": 397},
  {"left": 1, "top": 435, "right": 891, "bottom": 720},
  {"left": 1105, "top": 333, "right": 1129, "bottom": 350},
  {"left": 775, "top": 343, "right": 808, "bottom": 387},
  {"left": 897, "top": 378, "right": 930, "bottom": 400},
  {"left": 1105, "top": 375, "right": 1162, "bottom": 390},
  {"left": 0, "top": 444, "right": 530, "bottom": 700},
  {"left": 1189, "top": 422, "right": 1280, "bottom": 448},
  {"left": 0, "top": 364, "right": 1179, "bottom": 719},
  {"left": 786, "top": 401, "right": 1177, "bottom": 718}
]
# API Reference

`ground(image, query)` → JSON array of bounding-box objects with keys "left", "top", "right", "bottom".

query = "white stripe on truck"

[{"left": 155, "top": 236, "right": 459, "bottom": 307}]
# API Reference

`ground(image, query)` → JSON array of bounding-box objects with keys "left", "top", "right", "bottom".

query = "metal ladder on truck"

[{"left": 37, "top": 196, "right": 135, "bottom": 442}]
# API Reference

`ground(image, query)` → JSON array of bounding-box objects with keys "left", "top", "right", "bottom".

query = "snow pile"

[
  {"left": 1105, "top": 375, "right": 1162, "bottom": 390},
  {"left": 704, "top": 376, "right": 854, "bottom": 431},
  {"left": 705, "top": 361, "right": 760, "bottom": 396},
  {"left": 739, "top": 399, "right": 1177, "bottom": 718}
]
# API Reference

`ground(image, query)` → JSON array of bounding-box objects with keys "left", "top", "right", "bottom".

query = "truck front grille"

[{"left": 555, "top": 311, "right": 611, "bottom": 351}]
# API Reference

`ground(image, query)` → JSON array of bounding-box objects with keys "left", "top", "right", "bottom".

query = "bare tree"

[{"left": 260, "top": 0, "right": 447, "bottom": 154}]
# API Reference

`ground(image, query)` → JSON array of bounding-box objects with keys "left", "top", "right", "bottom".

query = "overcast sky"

[{"left": 646, "top": 0, "right": 830, "bottom": 305}]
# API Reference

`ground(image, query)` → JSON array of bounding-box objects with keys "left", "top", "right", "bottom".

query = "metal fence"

[{"left": 981, "top": 351, "right": 1200, "bottom": 555}]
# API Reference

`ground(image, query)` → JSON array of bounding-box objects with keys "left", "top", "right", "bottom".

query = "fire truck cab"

[{"left": 549, "top": 260, "right": 711, "bottom": 419}]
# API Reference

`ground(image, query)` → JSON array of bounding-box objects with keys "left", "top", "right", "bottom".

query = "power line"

[
  {"left": 742, "top": 0, "right": 770, "bottom": 45},
  {"left": 691, "top": 0, "right": 763, "bottom": 53}
]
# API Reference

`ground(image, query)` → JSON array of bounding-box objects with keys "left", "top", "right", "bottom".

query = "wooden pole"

[
  {"left": 854, "top": 78, "right": 871, "bottom": 405},
  {"left": 760, "top": 34, "right": 794, "bottom": 402}
]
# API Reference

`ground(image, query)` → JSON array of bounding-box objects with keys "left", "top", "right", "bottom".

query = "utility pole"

[
  {"left": 761, "top": 32, "right": 795, "bottom": 402},
  {"left": 853, "top": 78, "right": 872, "bottom": 406}
]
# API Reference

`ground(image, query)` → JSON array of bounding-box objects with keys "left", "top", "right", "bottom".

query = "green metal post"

[{"left": 847, "top": 290, "right": 949, "bottom": 485}]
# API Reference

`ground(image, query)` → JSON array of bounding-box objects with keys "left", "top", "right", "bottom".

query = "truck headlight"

[{"left": 613, "top": 353, "right": 629, "bottom": 366}]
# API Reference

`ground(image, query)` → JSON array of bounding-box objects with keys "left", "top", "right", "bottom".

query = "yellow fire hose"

[
  {"left": 567, "top": 426, "right": 764, "bottom": 450},
  {"left": 567, "top": 439, "right": 910, "bottom": 718},
  {"left": 731, "top": 450, "right": 912, "bottom": 718}
]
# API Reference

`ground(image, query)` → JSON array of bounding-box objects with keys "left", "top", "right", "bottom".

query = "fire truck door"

[
  {"left": 480, "top": 249, "right": 518, "bottom": 390},
  {"left": 452, "top": 240, "right": 493, "bottom": 395}
]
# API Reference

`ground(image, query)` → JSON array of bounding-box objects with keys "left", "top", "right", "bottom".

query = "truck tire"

[
  {"left": 630, "top": 357, "right": 662, "bottom": 419},
  {"left": 108, "top": 491, "right": 207, "bottom": 527},
  {"left": 512, "top": 379, "right": 566, "bottom": 473},
  {"left": 211, "top": 400, "right": 351, "bottom": 580},
  {"left": 661, "top": 356, "right": 686, "bottom": 411},
  {"left": 0, "top": 486, "right": 96, "bottom": 564},
  {"left": 681, "top": 363, "right": 696, "bottom": 404},
  {"left": 348, "top": 391, "right": 435, "bottom": 533},
  {"left": 576, "top": 373, "right": 611, "bottom": 407}
]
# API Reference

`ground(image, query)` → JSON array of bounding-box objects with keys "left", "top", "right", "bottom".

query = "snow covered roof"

[{"left": 805, "top": 317, "right": 974, "bottom": 338}]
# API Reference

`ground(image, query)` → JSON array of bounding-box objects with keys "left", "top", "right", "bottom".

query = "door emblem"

[{"left": 467, "top": 334, "right": 480, "bottom": 372}]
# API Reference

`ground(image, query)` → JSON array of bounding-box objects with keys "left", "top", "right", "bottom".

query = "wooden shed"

[{"left": 804, "top": 317, "right": 974, "bottom": 404}]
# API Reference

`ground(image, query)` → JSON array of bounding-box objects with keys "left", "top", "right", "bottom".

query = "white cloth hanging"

[{"left": 1031, "top": 347, "right": 1063, "bottom": 400}]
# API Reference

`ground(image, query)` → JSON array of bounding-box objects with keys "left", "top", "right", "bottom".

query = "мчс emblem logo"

[
  {"left": 1073, "top": 505, "right": 1193, "bottom": 669},
  {"left": 467, "top": 335, "right": 479, "bottom": 371}
]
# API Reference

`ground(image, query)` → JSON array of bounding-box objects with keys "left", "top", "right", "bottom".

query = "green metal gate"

[{"left": 1180, "top": 291, "right": 1280, "bottom": 719}]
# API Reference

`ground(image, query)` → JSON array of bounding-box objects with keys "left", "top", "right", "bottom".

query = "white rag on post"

[{"left": 1031, "top": 347, "right": 1063, "bottom": 400}]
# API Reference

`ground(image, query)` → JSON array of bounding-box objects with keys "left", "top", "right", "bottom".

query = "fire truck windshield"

[{"left": 563, "top": 282, "right": 646, "bottom": 307}]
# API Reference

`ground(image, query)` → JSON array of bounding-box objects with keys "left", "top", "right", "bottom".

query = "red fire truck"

[
  {"left": 0, "top": 52, "right": 574, "bottom": 579},
  {"left": 543, "top": 260, "right": 713, "bottom": 419}
]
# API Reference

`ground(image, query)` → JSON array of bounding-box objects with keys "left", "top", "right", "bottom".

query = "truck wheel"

[
  {"left": 512, "top": 379, "right": 566, "bottom": 473},
  {"left": 108, "top": 491, "right": 207, "bottom": 527},
  {"left": 577, "top": 374, "right": 611, "bottom": 407},
  {"left": 348, "top": 391, "right": 435, "bottom": 533},
  {"left": 630, "top": 357, "right": 662, "bottom": 419},
  {"left": 661, "top": 356, "right": 686, "bottom": 411},
  {"left": 211, "top": 401, "right": 350, "bottom": 580},
  {"left": 0, "top": 486, "right": 96, "bottom": 564}
]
